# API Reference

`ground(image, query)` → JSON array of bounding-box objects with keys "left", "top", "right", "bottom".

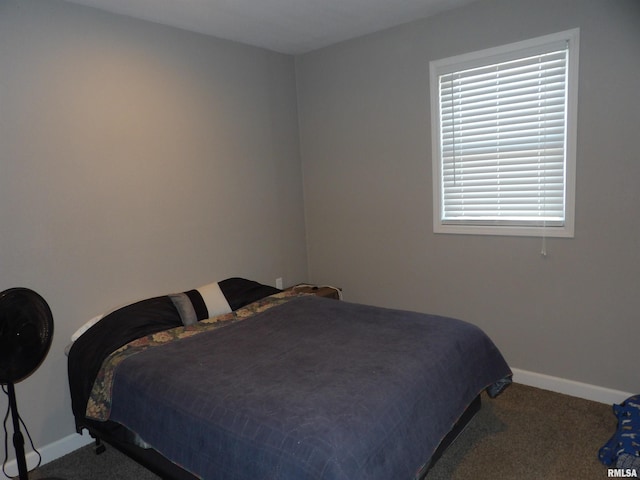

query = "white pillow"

[
  {"left": 70, "top": 313, "right": 104, "bottom": 342},
  {"left": 68, "top": 299, "right": 140, "bottom": 345}
]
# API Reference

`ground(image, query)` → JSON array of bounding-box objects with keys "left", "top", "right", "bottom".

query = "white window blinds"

[{"left": 430, "top": 29, "right": 578, "bottom": 237}]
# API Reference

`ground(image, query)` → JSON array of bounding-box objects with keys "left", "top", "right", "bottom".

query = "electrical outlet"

[{"left": 275, "top": 277, "right": 283, "bottom": 289}]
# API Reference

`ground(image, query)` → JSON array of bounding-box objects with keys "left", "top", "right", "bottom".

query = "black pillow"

[{"left": 218, "top": 277, "right": 281, "bottom": 311}]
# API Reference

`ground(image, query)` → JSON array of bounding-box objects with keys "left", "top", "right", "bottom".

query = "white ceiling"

[{"left": 64, "top": 0, "right": 477, "bottom": 55}]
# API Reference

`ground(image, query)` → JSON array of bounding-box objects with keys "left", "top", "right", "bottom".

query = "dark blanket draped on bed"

[
  {"left": 104, "top": 295, "right": 511, "bottom": 480},
  {"left": 68, "top": 278, "right": 280, "bottom": 420}
]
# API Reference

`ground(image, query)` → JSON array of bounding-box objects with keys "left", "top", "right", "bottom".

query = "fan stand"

[
  {"left": 7, "top": 382, "right": 29, "bottom": 480},
  {"left": 6, "top": 382, "right": 64, "bottom": 480}
]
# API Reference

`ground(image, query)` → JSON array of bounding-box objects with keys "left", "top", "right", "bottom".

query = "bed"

[{"left": 68, "top": 278, "right": 512, "bottom": 480}]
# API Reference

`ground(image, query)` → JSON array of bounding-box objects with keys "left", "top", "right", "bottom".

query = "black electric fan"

[{"left": 0, "top": 288, "right": 62, "bottom": 480}]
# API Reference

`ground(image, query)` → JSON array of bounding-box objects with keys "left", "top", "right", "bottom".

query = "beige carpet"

[
  {"left": 427, "top": 383, "right": 616, "bottom": 479},
  {"left": 29, "top": 383, "right": 617, "bottom": 479}
]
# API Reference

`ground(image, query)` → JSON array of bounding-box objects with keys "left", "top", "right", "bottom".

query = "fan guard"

[{"left": 0, "top": 288, "right": 53, "bottom": 384}]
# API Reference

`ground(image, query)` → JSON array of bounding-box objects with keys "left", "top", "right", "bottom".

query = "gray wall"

[
  {"left": 297, "top": 0, "right": 640, "bottom": 394},
  {"left": 0, "top": 0, "right": 307, "bottom": 451}
]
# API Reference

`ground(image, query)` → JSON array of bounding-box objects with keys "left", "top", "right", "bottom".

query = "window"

[{"left": 430, "top": 29, "right": 579, "bottom": 237}]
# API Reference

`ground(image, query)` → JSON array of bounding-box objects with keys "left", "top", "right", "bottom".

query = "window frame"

[{"left": 429, "top": 29, "right": 579, "bottom": 238}]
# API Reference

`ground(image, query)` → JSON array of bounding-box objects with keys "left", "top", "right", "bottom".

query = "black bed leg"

[{"left": 94, "top": 438, "right": 106, "bottom": 455}]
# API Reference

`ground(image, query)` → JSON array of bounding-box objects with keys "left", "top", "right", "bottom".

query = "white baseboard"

[
  {"left": 3, "top": 429, "right": 93, "bottom": 477},
  {"left": 3, "top": 370, "right": 633, "bottom": 474},
  {"left": 512, "top": 368, "right": 634, "bottom": 405}
]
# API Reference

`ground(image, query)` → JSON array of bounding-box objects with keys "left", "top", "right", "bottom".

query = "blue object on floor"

[{"left": 599, "top": 394, "right": 640, "bottom": 470}]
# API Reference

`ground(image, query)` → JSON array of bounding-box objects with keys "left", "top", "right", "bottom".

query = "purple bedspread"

[{"left": 108, "top": 295, "right": 511, "bottom": 480}]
